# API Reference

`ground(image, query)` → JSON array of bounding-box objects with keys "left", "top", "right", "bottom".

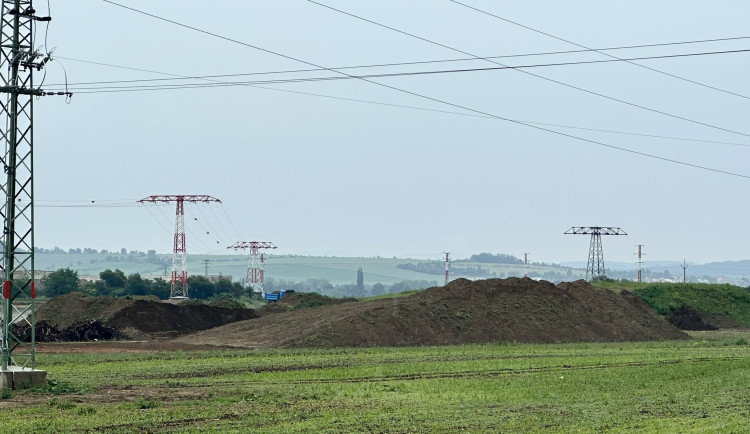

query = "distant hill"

[
  {"left": 34, "top": 252, "right": 584, "bottom": 286},
  {"left": 35, "top": 251, "right": 750, "bottom": 288}
]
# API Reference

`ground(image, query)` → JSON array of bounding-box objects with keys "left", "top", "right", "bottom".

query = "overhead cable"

[
  {"left": 101, "top": 0, "right": 750, "bottom": 179},
  {"left": 51, "top": 48, "right": 750, "bottom": 90},
  {"left": 307, "top": 0, "right": 750, "bottom": 139},
  {"left": 449, "top": 0, "right": 750, "bottom": 100}
]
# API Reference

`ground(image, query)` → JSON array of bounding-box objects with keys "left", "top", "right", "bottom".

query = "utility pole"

[
  {"left": 636, "top": 245, "right": 645, "bottom": 283},
  {"left": 444, "top": 252, "right": 450, "bottom": 285},
  {"left": 228, "top": 242, "right": 277, "bottom": 295},
  {"left": 1, "top": 0, "right": 61, "bottom": 386},
  {"left": 565, "top": 227, "right": 627, "bottom": 281},
  {"left": 681, "top": 259, "right": 688, "bottom": 283},
  {"left": 139, "top": 195, "right": 221, "bottom": 299},
  {"left": 523, "top": 252, "right": 530, "bottom": 278},
  {"left": 203, "top": 259, "right": 210, "bottom": 276}
]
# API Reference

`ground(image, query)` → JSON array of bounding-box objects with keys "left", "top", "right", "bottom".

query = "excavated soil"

[
  {"left": 35, "top": 293, "right": 258, "bottom": 339},
  {"left": 176, "top": 278, "right": 689, "bottom": 350},
  {"left": 667, "top": 306, "right": 742, "bottom": 330}
]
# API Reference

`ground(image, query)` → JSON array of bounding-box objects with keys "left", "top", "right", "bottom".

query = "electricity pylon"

[
  {"left": 0, "top": 0, "right": 56, "bottom": 379},
  {"left": 139, "top": 195, "right": 221, "bottom": 299},
  {"left": 565, "top": 227, "right": 627, "bottom": 281},
  {"left": 228, "top": 242, "right": 276, "bottom": 295}
]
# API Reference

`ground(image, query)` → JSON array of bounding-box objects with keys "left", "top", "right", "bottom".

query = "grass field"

[{"left": 2, "top": 331, "right": 749, "bottom": 433}]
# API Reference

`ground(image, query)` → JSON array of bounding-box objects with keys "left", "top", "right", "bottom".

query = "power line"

[
  {"left": 48, "top": 59, "right": 750, "bottom": 148},
  {"left": 448, "top": 0, "right": 750, "bottom": 101},
  {"left": 40, "top": 53, "right": 750, "bottom": 148},
  {"left": 49, "top": 48, "right": 750, "bottom": 91},
  {"left": 308, "top": 0, "right": 750, "bottom": 139},
  {"left": 218, "top": 203, "right": 245, "bottom": 241},
  {"left": 36, "top": 199, "right": 141, "bottom": 208},
  {"left": 53, "top": 37, "right": 750, "bottom": 87},
  {"left": 101, "top": 0, "right": 750, "bottom": 179}
]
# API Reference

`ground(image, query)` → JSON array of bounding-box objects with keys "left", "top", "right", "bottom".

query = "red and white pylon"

[
  {"left": 139, "top": 195, "right": 221, "bottom": 299},
  {"left": 229, "top": 242, "right": 277, "bottom": 295}
]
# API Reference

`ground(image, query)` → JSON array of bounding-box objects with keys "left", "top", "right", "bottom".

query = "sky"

[{"left": 28, "top": 0, "right": 750, "bottom": 264}]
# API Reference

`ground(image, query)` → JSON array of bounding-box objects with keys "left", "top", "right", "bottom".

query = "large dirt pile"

[
  {"left": 178, "top": 278, "right": 689, "bottom": 350},
  {"left": 36, "top": 292, "right": 258, "bottom": 339}
]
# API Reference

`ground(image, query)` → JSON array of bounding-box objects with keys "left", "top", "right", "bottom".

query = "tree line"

[{"left": 42, "top": 268, "right": 245, "bottom": 300}]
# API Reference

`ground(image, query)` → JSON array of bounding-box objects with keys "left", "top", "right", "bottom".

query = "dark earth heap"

[{"left": 179, "top": 278, "right": 689, "bottom": 350}]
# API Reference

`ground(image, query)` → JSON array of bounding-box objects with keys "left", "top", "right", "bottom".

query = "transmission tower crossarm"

[
  {"left": 138, "top": 194, "right": 221, "bottom": 204},
  {"left": 228, "top": 241, "right": 277, "bottom": 250},
  {"left": 565, "top": 226, "right": 627, "bottom": 235}
]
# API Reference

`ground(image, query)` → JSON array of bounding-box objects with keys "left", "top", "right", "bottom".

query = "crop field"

[{"left": 1, "top": 331, "right": 748, "bottom": 433}]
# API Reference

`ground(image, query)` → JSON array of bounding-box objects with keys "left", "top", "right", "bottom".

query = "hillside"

[{"left": 632, "top": 283, "right": 750, "bottom": 329}]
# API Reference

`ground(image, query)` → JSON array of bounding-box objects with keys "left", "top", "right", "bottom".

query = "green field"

[{"left": 2, "top": 331, "right": 749, "bottom": 432}]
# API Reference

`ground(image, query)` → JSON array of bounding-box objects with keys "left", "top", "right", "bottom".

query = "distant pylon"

[
  {"left": 681, "top": 259, "right": 688, "bottom": 283},
  {"left": 523, "top": 252, "right": 530, "bottom": 278},
  {"left": 565, "top": 227, "right": 627, "bottom": 281},
  {"left": 229, "top": 242, "right": 277, "bottom": 295},
  {"left": 444, "top": 252, "right": 450, "bottom": 285},
  {"left": 139, "top": 195, "right": 221, "bottom": 299},
  {"left": 636, "top": 245, "right": 645, "bottom": 283}
]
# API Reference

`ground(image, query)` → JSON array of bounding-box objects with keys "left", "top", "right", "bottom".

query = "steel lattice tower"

[
  {"left": 565, "top": 227, "right": 627, "bottom": 281},
  {"left": 636, "top": 245, "right": 645, "bottom": 283},
  {"left": 228, "top": 242, "right": 277, "bottom": 295},
  {"left": 0, "top": 1, "right": 53, "bottom": 375},
  {"left": 139, "top": 195, "right": 221, "bottom": 299}
]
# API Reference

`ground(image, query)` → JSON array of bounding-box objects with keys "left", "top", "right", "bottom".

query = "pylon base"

[{"left": 0, "top": 367, "right": 47, "bottom": 389}]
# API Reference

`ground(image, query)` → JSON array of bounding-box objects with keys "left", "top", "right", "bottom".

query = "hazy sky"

[{"left": 32, "top": 1, "right": 750, "bottom": 264}]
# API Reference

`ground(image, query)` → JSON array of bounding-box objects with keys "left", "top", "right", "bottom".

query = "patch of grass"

[
  {"left": 135, "top": 397, "right": 161, "bottom": 409},
  {"left": 48, "top": 397, "right": 76, "bottom": 410},
  {"left": 364, "top": 289, "right": 422, "bottom": 300},
  {"left": 77, "top": 405, "right": 96, "bottom": 415},
  {"left": 1, "top": 388, "right": 13, "bottom": 399},
  {"left": 31, "top": 379, "right": 88, "bottom": 395}
]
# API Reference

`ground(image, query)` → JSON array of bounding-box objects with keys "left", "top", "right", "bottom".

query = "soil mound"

[
  {"left": 108, "top": 300, "right": 257, "bottom": 337},
  {"left": 668, "top": 306, "right": 719, "bottom": 330},
  {"left": 178, "top": 278, "right": 688, "bottom": 350},
  {"left": 36, "top": 292, "right": 258, "bottom": 339},
  {"left": 36, "top": 292, "right": 133, "bottom": 329}
]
